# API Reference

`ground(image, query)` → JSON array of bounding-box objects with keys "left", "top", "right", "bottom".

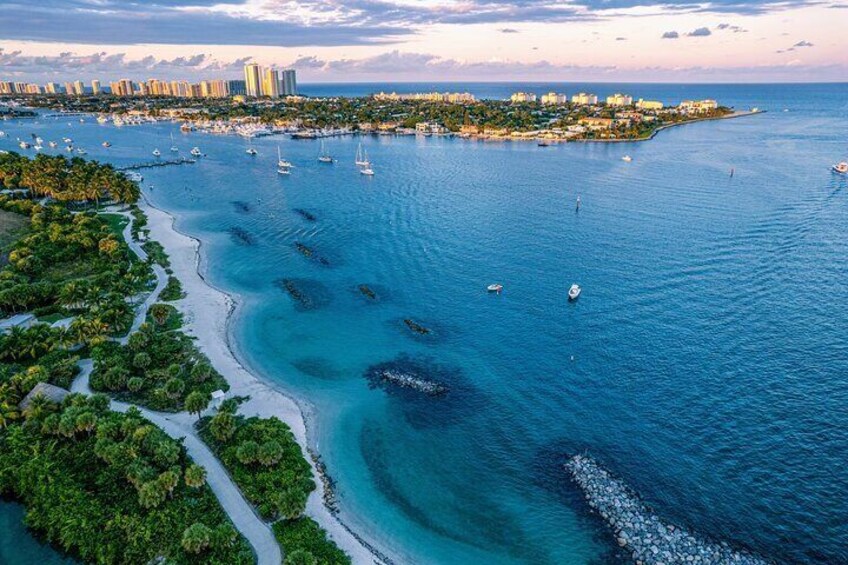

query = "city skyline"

[{"left": 0, "top": 0, "right": 845, "bottom": 83}]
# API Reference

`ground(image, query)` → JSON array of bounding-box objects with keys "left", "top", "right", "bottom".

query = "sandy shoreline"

[{"left": 138, "top": 196, "right": 382, "bottom": 565}]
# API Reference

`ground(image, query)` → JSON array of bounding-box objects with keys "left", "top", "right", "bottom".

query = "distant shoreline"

[{"left": 573, "top": 109, "right": 765, "bottom": 143}]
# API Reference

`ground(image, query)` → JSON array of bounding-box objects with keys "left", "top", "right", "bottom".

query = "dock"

[{"left": 117, "top": 157, "right": 196, "bottom": 171}]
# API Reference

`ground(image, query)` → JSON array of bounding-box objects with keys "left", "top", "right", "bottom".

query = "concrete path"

[{"left": 73, "top": 362, "right": 281, "bottom": 565}]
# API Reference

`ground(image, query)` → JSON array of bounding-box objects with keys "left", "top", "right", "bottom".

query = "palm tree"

[
  {"left": 184, "top": 464, "right": 207, "bottom": 489},
  {"left": 181, "top": 523, "right": 212, "bottom": 554},
  {"left": 184, "top": 391, "right": 209, "bottom": 421}
]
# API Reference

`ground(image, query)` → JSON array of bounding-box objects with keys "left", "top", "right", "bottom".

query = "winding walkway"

[{"left": 72, "top": 208, "right": 282, "bottom": 565}]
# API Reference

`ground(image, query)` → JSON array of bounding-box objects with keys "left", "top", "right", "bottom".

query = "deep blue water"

[{"left": 1, "top": 82, "right": 847, "bottom": 564}]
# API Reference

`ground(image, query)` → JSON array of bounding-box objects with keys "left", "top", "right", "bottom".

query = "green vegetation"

[
  {"left": 0, "top": 152, "right": 139, "bottom": 205},
  {"left": 0, "top": 208, "right": 28, "bottom": 253},
  {"left": 142, "top": 240, "right": 170, "bottom": 268},
  {"left": 0, "top": 393, "right": 253, "bottom": 564},
  {"left": 199, "top": 403, "right": 350, "bottom": 563},
  {"left": 274, "top": 517, "right": 351, "bottom": 565},
  {"left": 90, "top": 319, "right": 226, "bottom": 412},
  {"left": 146, "top": 302, "right": 183, "bottom": 331},
  {"left": 0, "top": 199, "right": 151, "bottom": 344},
  {"left": 161, "top": 275, "right": 186, "bottom": 301},
  {"left": 199, "top": 405, "right": 314, "bottom": 520}
]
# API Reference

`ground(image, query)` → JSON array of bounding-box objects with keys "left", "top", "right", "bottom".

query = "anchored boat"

[{"left": 568, "top": 284, "right": 581, "bottom": 301}]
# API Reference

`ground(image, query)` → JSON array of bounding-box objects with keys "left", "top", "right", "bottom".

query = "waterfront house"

[
  {"left": 678, "top": 99, "right": 718, "bottom": 114},
  {"left": 636, "top": 99, "right": 664, "bottom": 110}
]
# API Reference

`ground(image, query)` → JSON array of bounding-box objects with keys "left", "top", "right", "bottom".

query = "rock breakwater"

[{"left": 566, "top": 454, "right": 768, "bottom": 565}]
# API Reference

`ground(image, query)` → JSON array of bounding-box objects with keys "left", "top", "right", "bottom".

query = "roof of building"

[
  {"left": 19, "top": 382, "right": 70, "bottom": 412},
  {"left": 0, "top": 313, "right": 35, "bottom": 331}
]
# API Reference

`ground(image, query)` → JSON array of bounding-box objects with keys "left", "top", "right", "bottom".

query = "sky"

[{"left": 0, "top": 0, "right": 846, "bottom": 83}]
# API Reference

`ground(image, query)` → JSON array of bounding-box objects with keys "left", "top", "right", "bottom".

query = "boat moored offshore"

[
  {"left": 833, "top": 161, "right": 848, "bottom": 175},
  {"left": 568, "top": 284, "right": 582, "bottom": 301}
]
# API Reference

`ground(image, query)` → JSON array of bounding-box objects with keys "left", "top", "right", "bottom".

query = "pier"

[
  {"left": 566, "top": 454, "right": 767, "bottom": 565},
  {"left": 116, "top": 157, "right": 196, "bottom": 171}
]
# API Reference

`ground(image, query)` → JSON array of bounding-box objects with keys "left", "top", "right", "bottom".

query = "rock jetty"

[
  {"left": 277, "top": 279, "right": 312, "bottom": 309},
  {"left": 565, "top": 455, "right": 767, "bottom": 565},
  {"left": 294, "top": 242, "right": 330, "bottom": 266},
  {"left": 370, "top": 368, "right": 448, "bottom": 396},
  {"left": 358, "top": 285, "right": 377, "bottom": 300},
  {"left": 403, "top": 318, "right": 431, "bottom": 335},
  {"left": 293, "top": 208, "right": 317, "bottom": 222},
  {"left": 228, "top": 227, "right": 256, "bottom": 246}
]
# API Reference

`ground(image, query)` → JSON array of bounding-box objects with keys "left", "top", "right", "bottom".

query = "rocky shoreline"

[
  {"left": 370, "top": 368, "right": 449, "bottom": 396},
  {"left": 565, "top": 454, "right": 768, "bottom": 565}
]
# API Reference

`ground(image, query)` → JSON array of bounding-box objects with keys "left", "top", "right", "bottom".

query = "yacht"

[
  {"left": 246, "top": 147, "right": 257, "bottom": 156},
  {"left": 568, "top": 284, "right": 581, "bottom": 301},
  {"left": 487, "top": 284, "right": 503, "bottom": 293},
  {"left": 355, "top": 143, "right": 371, "bottom": 167},
  {"left": 65, "top": 145, "right": 74, "bottom": 152},
  {"left": 62, "top": 137, "right": 72, "bottom": 144},
  {"left": 34, "top": 145, "right": 43, "bottom": 151},
  {"left": 102, "top": 141, "right": 111, "bottom": 148},
  {"left": 318, "top": 140, "right": 333, "bottom": 163},
  {"left": 76, "top": 148, "right": 87, "bottom": 155},
  {"left": 190, "top": 147, "right": 202, "bottom": 157},
  {"left": 48, "top": 141, "right": 58, "bottom": 148},
  {"left": 18, "top": 141, "right": 31, "bottom": 149},
  {"left": 35, "top": 137, "right": 43, "bottom": 144},
  {"left": 152, "top": 148, "right": 161, "bottom": 157},
  {"left": 277, "top": 147, "right": 293, "bottom": 168},
  {"left": 360, "top": 166, "right": 375, "bottom": 176},
  {"left": 277, "top": 166, "right": 291, "bottom": 176},
  {"left": 833, "top": 161, "right": 848, "bottom": 175},
  {"left": 622, "top": 155, "right": 633, "bottom": 162}
]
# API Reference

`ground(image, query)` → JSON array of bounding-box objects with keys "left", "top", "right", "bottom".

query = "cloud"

[
  {"left": 793, "top": 40, "right": 814, "bottom": 47},
  {"left": 687, "top": 27, "right": 712, "bottom": 36},
  {"left": 499, "top": 28, "right": 519, "bottom": 33},
  {"left": 615, "top": 36, "right": 628, "bottom": 40},
  {"left": 717, "top": 23, "right": 748, "bottom": 32},
  {"left": 662, "top": 31, "right": 680, "bottom": 39}
]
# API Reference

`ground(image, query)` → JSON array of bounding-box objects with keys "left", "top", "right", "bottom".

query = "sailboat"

[
  {"left": 277, "top": 146, "right": 292, "bottom": 175},
  {"left": 318, "top": 140, "right": 333, "bottom": 163},
  {"left": 355, "top": 143, "right": 370, "bottom": 167},
  {"left": 169, "top": 133, "right": 178, "bottom": 153},
  {"left": 190, "top": 147, "right": 202, "bottom": 157}
]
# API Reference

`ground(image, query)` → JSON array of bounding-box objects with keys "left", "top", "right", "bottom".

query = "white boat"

[
  {"left": 833, "top": 161, "right": 848, "bottom": 175},
  {"left": 79, "top": 118, "right": 85, "bottom": 123},
  {"left": 35, "top": 137, "right": 43, "bottom": 144},
  {"left": 65, "top": 145, "right": 73, "bottom": 152},
  {"left": 487, "top": 284, "right": 503, "bottom": 293},
  {"left": 152, "top": 148, "right": 161, "bottom": 157},
  {"left": 277, "top": 167, "right": 291, "bottom": 176},
  {"left": 96, "top": 116, "right": 108, "bottom": 124},
  {"left": 180, "top": 123, "right": 193, "bottom": 132},
  {"left": 246, "top": 147, "right": 257, "bottom": 156},
  {"left": 34, "top": 145, "right": 43, "bottom": 151},
  {"left": 318, "top": 140, "right": 333, "bottom": 163},
  {"left": 0, "top": 131, "right": 6, "bottom": 138},
  {"left": 360, "top": 167, "right": 375, "bottom": 176},
  {"left": 62, "top": 137, "right": 72, "bottom": 143},
  {"left": 48, "top": 141, "right": 57, "bottom": 147},
  {"left": 277, "top": 146, "right": 293, "bottom": 168},
  {"left": 622, "top": 155, "right": 633, "bottom": 162},
  {"left": 190, "top": 147, "right": 202, "bottom": 157},
  {"left": 76, "top": 148, "right": 87, "bottom": 155},
  {"left": 355, "top": 143, "right": 371, "bottom": 167},
  {"left": 568, "top": 284, "right": 581, "bottom": 301},
  {"left": 169, "top": 134, "right": 178, "bottom": 152},
  {"left": 18, "top": 141, "right": 30, "bottom": 149},
  {"left": 102, "top": 141, "right": 111, "bottom": 148}
]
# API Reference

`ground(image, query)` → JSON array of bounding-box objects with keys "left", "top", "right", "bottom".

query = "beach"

[{"left": 138, "top": 197, "right": 379, "bottom": 564}]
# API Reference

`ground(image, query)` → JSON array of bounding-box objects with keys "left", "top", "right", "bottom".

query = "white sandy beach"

[{"left": 138, "top": 198, "right": 379, "bottom": 565}]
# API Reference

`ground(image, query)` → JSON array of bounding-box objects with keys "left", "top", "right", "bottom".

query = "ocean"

[{"left": 1, "top": 82, "right": 847, "bottom": 564}]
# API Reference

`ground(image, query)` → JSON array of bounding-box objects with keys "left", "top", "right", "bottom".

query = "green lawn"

[
  {"left": 99, "top": 213, "right": 130, "bottom": 237},
  {"left": 0, "top": 209, "right": 28, "bottom": 251}
]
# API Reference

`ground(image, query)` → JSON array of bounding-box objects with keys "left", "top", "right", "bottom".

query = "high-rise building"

[
  {"left": 244, "top": 63, "right": 263, "bottom": 97},
  {"left": 64, "top": 82, "right": 75, "bottom": 95},
  {"left": 510, "top": 92, "right": 536, "bottom": 103},
  {"left": 540, "top": 92, "right": 567, "bottom": 105},
  {"left": 117, "top": 78, "right": 134, "bottom": 96},
  {"left": 0, "top": 82, "right": 13, "bottom": 94},
  {"left": 606, "top": 93, "right": 633, "bottom": 107},
  {"left": 263, "top": 68, "right": 280, "bottom": 97},
  {"left": 44, "top": 82, "right": 60, "bottom": 94},
  {"left": 91, "top": 80, "right": 101, "bottom": 95},
  {"left": 73, "top": 80, "right": 85, "bottom": 95},
  {"left": 228, "top": 80, "right": 246, "bottom": 96},
  {"left": 572, "top": 92, "right": 598, "bottom": 105},
  {"left": 280, "top": 69, "right": 297, "bottom": 96}
]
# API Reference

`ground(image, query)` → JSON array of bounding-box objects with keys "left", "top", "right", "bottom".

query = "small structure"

[
  {"left": 19, "top": 382, "right": 70, "bottom": 414},
  {"left": 210, "top": 389, "right": 226, "bottom": 408},
  {"left": 0, "top": 313, "right": 35, "bottom": 333}
]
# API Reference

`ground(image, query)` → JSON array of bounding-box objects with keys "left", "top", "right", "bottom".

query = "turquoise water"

[
  {"left": 2, "top": 83, "right": 848, "bottom": 563},
  {"left": 0, "top": 502, "right": 76, "bottom": 564}
]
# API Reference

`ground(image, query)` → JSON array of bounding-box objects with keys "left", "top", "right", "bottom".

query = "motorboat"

[
  {"left": 76, "top": 148, "right": 87, "bottom": 155},
  {"left": 487, "top": 284, "right": 503, "bottom": 293},
  {"left": 34, "top": 145, "right": 43, "bottom": 151},
  {"left": 65, "top": 145, "right": 74, "bottom": 152},
  {"left": 246, "top": 147, "right": 258, "bottom": 156},
  {"left": 360, "top": 166, "right": 375, "bottom": 176},
  {"left": 622, "top": 155, "right": 633, "bottom": 162},
  {"left": 152, "top": 148, "right": 161, "bottom": 157},
  {"left": 18, "top": 141, "right": 30, "bottom": 149},
  {"left": 180, "top": 123, "right": 193, "bottom": 132},
  {"left": 190, "top": 147, "right": 202, "bottom": 157},
  {"left": 35, "top": 137, "right": 43, "bottom": 144},
  {"left": 277, "top": 167, "right": 291, "bottom": 176},
  {"left": 62, "top": 137, "right": 72, "bottom": 143},
  {"left": 102, "top": 141, "right": 111, "bottom": 148},
  {"left": 832, "top": 161, "right": 848, "bottom": 175},
  {"left": 48, "top": 141, "right": 58, "bottom": 148},
  {"left": 96, "top": 116, "right": 108, "bottom": 124},
  {"left": 568, "top": 284, "right": 581, "bottom": 301}
]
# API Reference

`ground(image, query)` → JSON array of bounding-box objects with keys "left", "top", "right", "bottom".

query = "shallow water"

[{"left": 2, "top": 83, "right": 847, "bottom": 563}]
